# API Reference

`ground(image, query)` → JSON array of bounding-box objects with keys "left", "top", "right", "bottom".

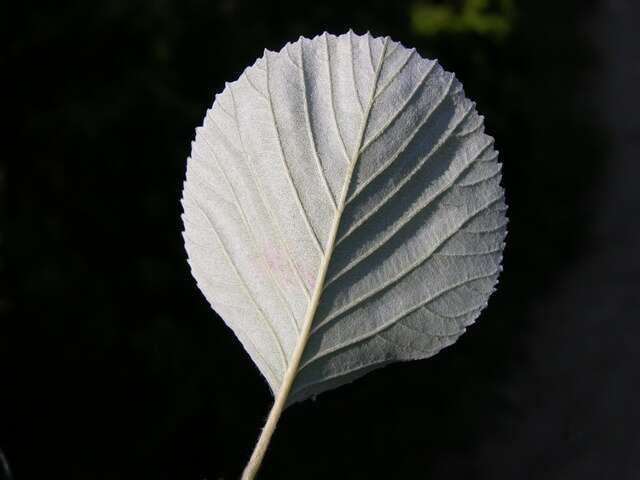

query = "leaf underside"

[{"left": 181, "top": 31, "right": 507, "bottom": 405}]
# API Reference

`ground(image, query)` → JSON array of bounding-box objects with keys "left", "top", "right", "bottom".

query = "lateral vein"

[
  {"left": 190, "top": 197, "right": 288, "bottom": 374},
  {"left": 299, "top": 41, "right": 338, "bottom": 210},
  {"left": 300, "top": 269, "right": 499, "bottom": 370},
  {"left": 324, "top": 33, "right": 352, "bottom": 164},
  {"left": 335, "top": 103, "right": 479, "bottom": 249},
  {"left": 346, "top": 73, "right": 458, "bottom": 205},
  {"left": 312, "top": 194, "right": 504, "bottom": 334},
  {"left": 225, "top": 86, "right": 312, "bottom": 300},
  {"left": 348, "top": 30, "right": 365, "bottom": 113},
  {"left": 359, "top": 61, "right": 438, "bottom": 153},
  {"left": 373, "top": 48, "right": 417, "bottom": 101},
  {"left": 265, "top": 50, "right": 325, "bottom": 255},
  {"left": 200, "top": 135, "right": 301, "bottom": 334},
  {"left": 327, "top": 140, "right": 493, "bottom": 289}
]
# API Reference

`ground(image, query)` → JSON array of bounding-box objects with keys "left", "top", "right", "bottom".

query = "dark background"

[{"left": 3, "top": 0, "right": 640, "bottom": 479}]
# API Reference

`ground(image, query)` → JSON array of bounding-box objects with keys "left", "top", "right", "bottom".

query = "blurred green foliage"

[{"left": 411, "top": 0, "right": 515, "bottom": 38}]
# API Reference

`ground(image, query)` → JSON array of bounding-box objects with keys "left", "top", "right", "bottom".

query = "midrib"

[
  {"left": 285, "top": 35, "right": 390, "bottom": 401},
  {"left": 240, "top": 35, "right": 390, "bottom": 480}
]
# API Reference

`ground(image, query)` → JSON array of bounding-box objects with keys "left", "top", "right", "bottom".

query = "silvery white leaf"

[{"left": 181, "top": 31, "right": 507, "bottom": 406}]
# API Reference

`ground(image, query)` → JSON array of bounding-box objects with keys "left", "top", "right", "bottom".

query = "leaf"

[{"left": 181, "top": 31, "right": 506, "bottom": 477}]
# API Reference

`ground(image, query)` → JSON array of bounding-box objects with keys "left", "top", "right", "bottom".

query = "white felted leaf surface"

[{"left": 181, "top": 31, "right": 507, "bottom": 405}]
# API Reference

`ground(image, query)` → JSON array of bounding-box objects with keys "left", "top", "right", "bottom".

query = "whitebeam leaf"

[{"left": 181, "top": 31, "right": 507, "bottom": 478}]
